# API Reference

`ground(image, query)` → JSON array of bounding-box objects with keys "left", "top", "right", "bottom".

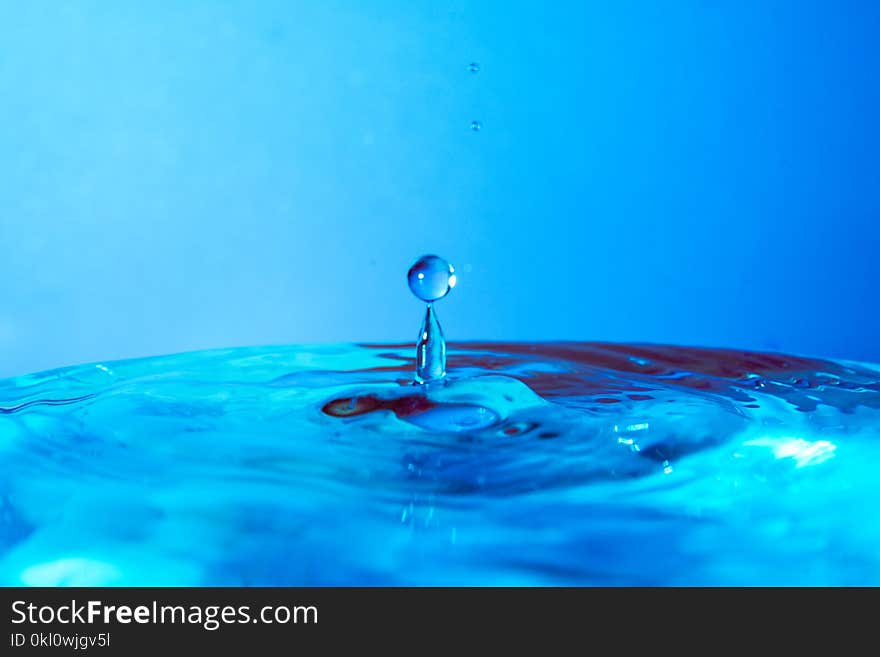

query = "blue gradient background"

[{"left": 0, "top": 1, "right": 877, "bottom": 378}]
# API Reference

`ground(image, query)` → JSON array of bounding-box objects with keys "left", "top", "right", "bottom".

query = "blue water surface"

[{"left": 1, "top": 342, "right": 879, "bottom": 585}]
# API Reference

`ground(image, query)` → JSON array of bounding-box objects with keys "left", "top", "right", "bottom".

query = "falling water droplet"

[
  {"left": 468, "top": 62, "right": 480, "bottom": 73},
  {"left": 470, "top": 120, "right": 482, "bottom": 132},
  {"left": 408, "top": 255, "right": 456, "bottom": 384},
  {"left": 407, "top": 255, "right": 456, "bottom": 302}
]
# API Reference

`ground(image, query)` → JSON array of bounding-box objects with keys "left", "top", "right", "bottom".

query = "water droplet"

[
  {"left": 468, "top": 62, "right": 480, "bottom": 73},
  {"left": 408, "top": 255, "right": 455, "bottom": 302},
  {"left": 408, "top": 255, "right": 456, "bottom": 384},
  {"left": 470, "top": 120, "right": 482, "bottom": 132}
]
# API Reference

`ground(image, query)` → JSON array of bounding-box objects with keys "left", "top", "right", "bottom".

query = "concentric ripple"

[{"left": 0, "top": 342, "right": 878, "bottom": 585}]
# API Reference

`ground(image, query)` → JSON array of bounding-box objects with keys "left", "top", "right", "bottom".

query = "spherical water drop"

[
  {"left": 468, "top": 62, "right": 480, "bottom": 73},
  {"left": 408, "top": 255, "right": 456, "bottom": 302},
  {"left": 470, "top": 120, "right": 482, "bottom": 132}
]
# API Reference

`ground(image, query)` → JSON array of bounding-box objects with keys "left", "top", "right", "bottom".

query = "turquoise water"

[{"left": 1, "top": 342, "right": 879, "bottom": 585}]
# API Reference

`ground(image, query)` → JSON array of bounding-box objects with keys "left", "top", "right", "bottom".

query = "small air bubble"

[{"left": 470, "top": 120, "right": 482, "bottom": 132}]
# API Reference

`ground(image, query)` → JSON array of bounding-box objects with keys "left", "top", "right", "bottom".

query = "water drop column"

[{"left": 407, "top": 255, "right": 456, "bottom": 384}]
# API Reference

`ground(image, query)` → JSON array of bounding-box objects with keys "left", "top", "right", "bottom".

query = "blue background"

[{"left": 1, "top": 1, "right": 878, "bottom": 378}]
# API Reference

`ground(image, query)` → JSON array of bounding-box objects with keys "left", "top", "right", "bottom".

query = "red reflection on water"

[
  {"left": 322, "top": 393, "right": 437, "bottom": 419},
  {"left": 354, "top": 341, "right": 879, "bottom": 412}
]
